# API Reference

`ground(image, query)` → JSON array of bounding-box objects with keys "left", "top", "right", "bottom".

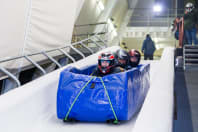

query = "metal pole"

[
  {"left": 69, "top": 45, "right": 86, "bottom": 58},
  {"left": 0, "top": 66, "right": 21, "bottom": 87},
  {"left": 90, "top": 38, "right": 104, "bottom": 49},
  {"left": 24, "top": 56, "right": 46, "bottom": 75},
  {"left": 58, "top": 49, "right": 76, "bottom": 63},
  {"left": 94, "top": 35, "right": 108, "bottom": 47},
  {"left": 80, "top": 42, "right": 94, "bottom": 54},
  {"left": 42, "top": 52, "right": 62, "bottom": 68}
]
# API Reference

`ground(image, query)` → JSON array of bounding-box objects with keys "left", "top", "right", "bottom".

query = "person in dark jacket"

[
  {"left": 141, "top": 34, "right": 156, "bottom": 60},
  {"left": 92, "top": 52, "right": 124, "bottom": 77},
  {"left": 183, "top": 2, "right": 198, "bottom": 45}
]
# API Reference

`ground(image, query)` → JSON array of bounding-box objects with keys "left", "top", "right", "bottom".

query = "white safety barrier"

[{"left": 133, "top": 47, "right": 175, "bottom": 132}]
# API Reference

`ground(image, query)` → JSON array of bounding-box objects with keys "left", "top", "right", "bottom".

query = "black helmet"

[
  {"left": 98, "top": 52, "right": 115, "bottom": 74},
  {"left": 116, "top": 49, "right": 129, "bottom": 67},
  {"left": 128, "top": 49, "right": 141, "bottom": 67},
  {"left": 117, "top": 49, "right": 129, "bottom": 60}
]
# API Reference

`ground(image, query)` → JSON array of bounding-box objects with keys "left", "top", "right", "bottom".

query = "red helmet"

[
  {"left": 98, "top": 52, "right": 115, "bottom": 74},
  {"left": 128, "top": 49, "right": 141, "bottom": 67}
]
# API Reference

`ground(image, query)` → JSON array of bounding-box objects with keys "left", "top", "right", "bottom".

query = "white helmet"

[{"left": 185, "top": 2, "right": 194, "bottom": 13}]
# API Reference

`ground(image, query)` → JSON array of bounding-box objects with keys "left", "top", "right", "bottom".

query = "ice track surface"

[{"left": 0, "top": 46, "right": 174, "bottom": 132}]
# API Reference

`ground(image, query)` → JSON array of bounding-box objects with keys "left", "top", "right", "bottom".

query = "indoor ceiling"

[
  {"left": 127, "top": 0, "right": 177, "bottom": 27},
  {"left": 125, "top": 0, "right": 178, "bottom": 57}
]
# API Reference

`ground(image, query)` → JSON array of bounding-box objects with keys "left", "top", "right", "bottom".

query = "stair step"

[
  {"left": 185, "top": 62, "right": 198, "bottom": 65},
  {"left": 185, "top": 65, "right": 198, "bottom": 70},
  {"left": 185, "top": 62, "right": 198, "bottom": 64},
  {"left": 185, "top": 53, "right": 198, "bottom": 55},
  {"left": 185, "top": 54, "right": 198, "bottom": 58},
  {"left": 185, "top": 53, "right": 198, "bottom": 56},
  {"left": 185, "top": 64, "right": 198, "bottom": 68},
  {"left": 184, "top": 45, "right": 198, "bottom": 49},
  {"left": 185, "top": 59, "right": 198, "bottom": 63},
  {"left": 185, "top": 49, "right": 198, "bottom": 53}
]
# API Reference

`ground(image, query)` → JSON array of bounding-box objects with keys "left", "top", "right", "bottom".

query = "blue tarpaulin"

[{"left": 57, "top": 64, "right": 150, "bottom": 122}]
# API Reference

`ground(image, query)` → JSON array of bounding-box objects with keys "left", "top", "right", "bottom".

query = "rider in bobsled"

[{"left": 92, "top": 52, "right": 124, "bottom": 77}]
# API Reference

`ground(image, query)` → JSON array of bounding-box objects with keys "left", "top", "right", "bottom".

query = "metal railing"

[
  {"left": 0, "top": 35, "right": 107, "bottom": 88},
  {"left": 72, "top": 22, "right": 108, "bottom": 43}
]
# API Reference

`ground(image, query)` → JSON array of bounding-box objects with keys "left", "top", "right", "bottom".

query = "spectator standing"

[
  {"left": 183, "top": 2, "right": 198, "bottom": 45},
  {"left": 141, "top": 34, "right": 156, "bottom": 60}
]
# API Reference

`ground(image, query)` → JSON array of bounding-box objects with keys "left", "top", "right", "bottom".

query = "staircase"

[{"left": 183, "top": 45, "right": 198, "bottom": 70}]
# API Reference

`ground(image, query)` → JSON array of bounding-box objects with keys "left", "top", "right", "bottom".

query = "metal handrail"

[
  {"left": 80, "top": 42, "right": 94, "bottom": 54},
  {"left": 0, "top": 66, "right": 21, "bottom": 87},
  {"left": 58, "top": 49, "right": 76, "bottom": 63},
  {"left": 73, "top": 32, "right": 106, "bottom": 37},
  {"left": 75, "top": 22, "right": 107, "bottom": 27},
  {"left": 0, "top": 34, "right": 106, "bottom": 88},
  {"left": 42, "top": 52, "right": 62, "bottom": 68},
  {"left": 73, "top": 20, "right": 108, "bottom": 43},
  {"left": 24, "top": 55, "right": 46, "bottom": 75},
  {"left": 69, "top": 45, "right": 86, "bottom": 58},
  {"left": 89, "top": 38, "right": 104, "bottom": 49},
  {"left": 0, "top": 36, "right": 104, "bottom": 63},
  {"left": 94, "top": 35, "right": 108, "bottom": 48}
]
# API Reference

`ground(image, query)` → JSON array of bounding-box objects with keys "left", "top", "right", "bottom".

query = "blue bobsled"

[{"left": 57, "top": 64, "right": 150, "bottom": 122}]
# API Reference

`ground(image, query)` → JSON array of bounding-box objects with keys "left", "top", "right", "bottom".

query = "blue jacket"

[{"left": 141, "top": 37, "right": 156, "bottom": 55}]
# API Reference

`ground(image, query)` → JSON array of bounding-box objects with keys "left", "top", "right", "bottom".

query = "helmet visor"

[
  {"left": 118, "top": 59, "right": 126, "bottom": 64},
  {"left": 100, "top": 60, "right": 111, "bottom": 67},
  {"left": 130, "top": 56, "right": 138, "bottom": 62}
]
